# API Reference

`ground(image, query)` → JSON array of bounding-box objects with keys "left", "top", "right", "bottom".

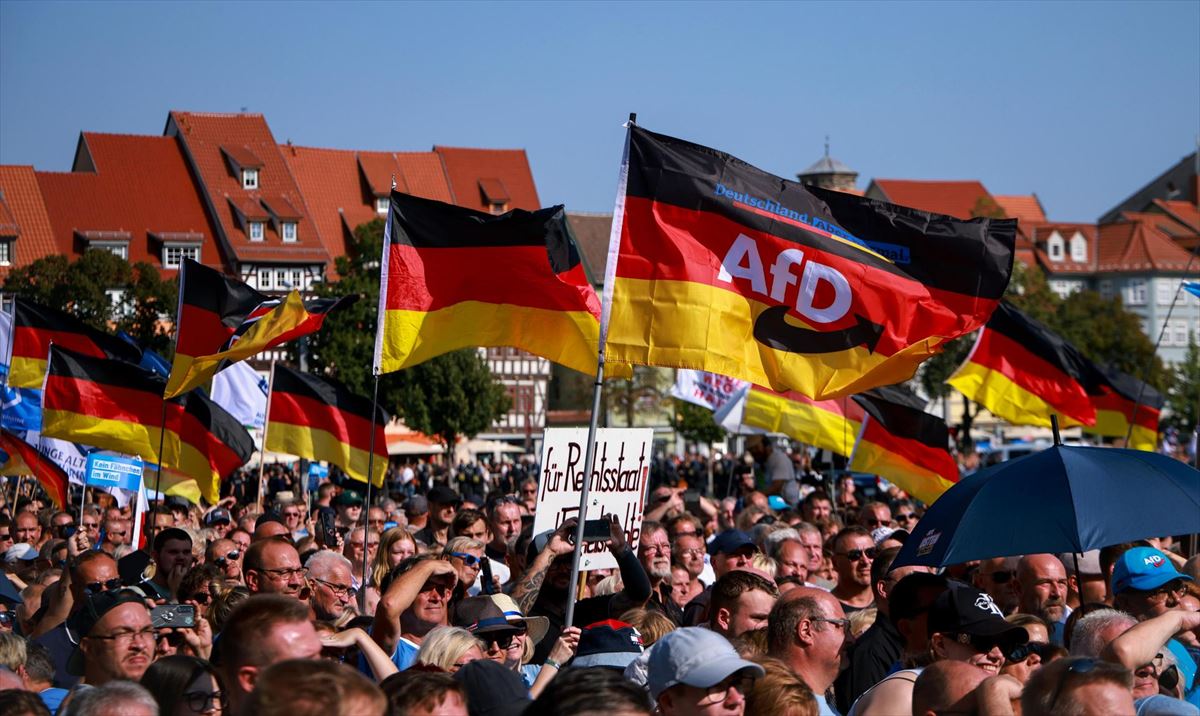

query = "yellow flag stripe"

[
  {"left": 850, "top": 441, "right": 956, "bottom": 505},
  {"left": 266, "top": 421, "right": 385, "bottom": 487}
]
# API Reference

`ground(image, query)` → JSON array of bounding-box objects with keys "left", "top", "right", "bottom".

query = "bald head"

[
  {"left": 254, "top": 520, "right": 291, "bottom": 542},
  {"left": 912, "top": 660, "right": 988, "bottom": 716},
  {"left": 1017, "top": 553, "right": 1069, "bottom": 623}
]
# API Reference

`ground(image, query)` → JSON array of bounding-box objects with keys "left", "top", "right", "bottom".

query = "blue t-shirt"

[
  {"left": 39, "top": 687, "right": 68, "bottom": 714},
  {"left": 391, "top": 637, "right": 420, "bottom": 671}
]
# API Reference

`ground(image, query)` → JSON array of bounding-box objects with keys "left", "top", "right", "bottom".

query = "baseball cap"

[
  {"left": 453, "top": 659, "right": 529, "bottom": 716},
  {"left": 427, "top": 485, "right": 462, "bottom": 506},
  {"left": 4, "top": 543, "right": 38, "bottom": 564},
  {"left": 1111, "top": 547, "right": 1193, "bottom": 595},
  {"left": 332, "top": 490, "right": 364, "bottom": 508},
  {"left": 871, "top": 527, "right": 909, "bottom": 546},
  {"left": 646, "top": 626, "right": 764, "bottom": 699},
  {"left": 453, "top": 597, "right": 522, "bottom": 635},
  {"left": 572, "top": 619, "right": 644, "bottom": 670},
  {"left": 204, "top": 508, "right": 232, "bottom": 526},
  {"left": 708, "top": 530, "right": 756, "bottom": 557},
  {"left": 67, "top": 588, "right": 150, "bottom": 675},
  {"left": 487, "top": 593, "right": 548, "bottom": 646},
  {"left": 404, "top": 495, "right": 429, "bottom": 516},
  {"left": 0, "top": 571, "right": 23, "bottom": 605},
  {"left": 767, "top": 495, "right": 788, "bottom": 511},
  {"left": 927, "top": 582, "right": 1029, "bottom": 652},
  {"left": 1166, "top": 638, "right": 1196, "bottom": 692},
  {"left": 165, "top": 495, "right": 191, "bottom": 511}
]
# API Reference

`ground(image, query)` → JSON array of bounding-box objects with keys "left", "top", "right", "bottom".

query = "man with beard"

[
  {"left": 483, "top": 496, "right": 521, "bottom": 590},
  {"left": 831, "top": 527, "right": 877, "bottom": 614},
  {"left": 1015, "top": 553, "right": 1071, "bottom": 644},
  {"left": 514, "top": 516, "right": 651, "bottom": 665},
  {"left": 638, "top": 521, "right": 681, "bottom": 624},
  {"left": 372, "top": 555, "right": 460, "bottom": 670},
  {"left": 973, "top": 556, "right": 1020, "bottom": 615}
]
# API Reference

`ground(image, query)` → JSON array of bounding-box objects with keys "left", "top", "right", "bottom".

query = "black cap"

[
  {"left": 927, "top": 582, "right": 1028, "bottom": 651},
  {"left": 427, "top": 485, "right": 462, "bottom": 506},
  {"left": 707, "top": 530, "right": 756, "bottom": 557},
  {"left": 165, "top": 495, "right": 191, "bottom": 511},
  {"left": 453, "top": 597, "right": 521, "bottom": 635},
  {"left": 67, "top": 588, "right": 149, "bottom": 674},
  {"left": 453, "top": 659, "right": 530, "bottom": 716}
]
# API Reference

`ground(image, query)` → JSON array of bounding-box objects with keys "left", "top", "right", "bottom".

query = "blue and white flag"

[{"left": 211, "top": 360, "right": 268, "bottom": 430}]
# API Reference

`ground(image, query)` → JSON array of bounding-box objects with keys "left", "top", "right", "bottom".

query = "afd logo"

[
  {"left": 975, "top": 593, "right": 1003, "bottom": 616},
  {"left": 1144, "top": 554, "right": 1166, "bottom": 568}
]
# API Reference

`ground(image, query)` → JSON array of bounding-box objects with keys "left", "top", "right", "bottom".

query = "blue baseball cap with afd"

[
  {"left": 707, "top": 530, "right": 756, "bottom": 557},
  {"left": 1111, "top": 547, "right": 1193, "bottom": 595},
  {"left": 646, "top": 626, "right": 764, "bottom": 699}
]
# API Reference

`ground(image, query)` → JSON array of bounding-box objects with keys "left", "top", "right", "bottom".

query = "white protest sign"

[
  {"left": 534, "top": 427, "right": 653, "bottom": 571},
  {"left": 670, "top": 369, "right": 749, "bottom": 413}
]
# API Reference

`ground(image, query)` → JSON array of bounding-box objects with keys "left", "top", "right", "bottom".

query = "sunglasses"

[
  {"left": 1007, "top": 641, "right": 1049, "bottom": 662},
  {"left": 951, "top": 632, "right": 1005, "bottom": 654},
  {"left": 989, "top": 570, "right": 1014, "bottom": 584},
  {"left": 0, "top": 612, "right": 15, "bottom": 627},
  {"left": 895, "top": 512, "right": 917, "bottom": 522},
  {"left": 83, "top": 578, "right": 123, "bottom": 595},
  {"left": 1049, "top": 658, "right": 1097, "bottom": 712},
  {"left": 837, "top": 547, "right": 878, "bottom": 562},
  {"left": 479, "top": 630, "right": 523, "bottom": 650},
  {"left": 451, "top": 552, "right": 482, "bottom": 567},
  {"left": 214, "top": 550, "right": 240, "bottom": 566}
]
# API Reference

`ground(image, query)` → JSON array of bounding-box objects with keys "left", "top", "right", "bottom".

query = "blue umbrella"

[{"left": 891, "top": 443, "right": 1200, "bottom": 569}]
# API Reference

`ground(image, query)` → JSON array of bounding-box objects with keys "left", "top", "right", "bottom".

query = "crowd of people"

[{"left": 0, "top": 441, "right": 1197, "bottom": 716}]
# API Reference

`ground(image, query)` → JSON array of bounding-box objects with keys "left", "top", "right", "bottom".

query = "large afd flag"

[
  {"left": 718, "top": 383, "right": 864, "bottom": 458},
  {"left": 8, "top": 298, "right": 142, "bottom": 390},
  {"left": 1085, "top": 364, "right": 1163, "bottom": 451},
  {"left": 165, "top": 259, "right": 353, "bottom": 398},
  {"left": 373, "top": 190, "right": 620, "bottom": 378},
  {"left": 947, "top": 301, "right": 1103, "bottom": 428},
  {"left": 0, "top": 428, "right": 69, "bottom": 508},
  {"left": 849, "top": 386, "right": 959, "bottom": 505},
  {"left": 41, "top": 346, "right": 253, "bottom": 502},
  {"left": 265, "top": 365, "right": 387, "bottom": 486},
  {"left": 601, "top": 125, "right": 1017, "bottom": 400}
]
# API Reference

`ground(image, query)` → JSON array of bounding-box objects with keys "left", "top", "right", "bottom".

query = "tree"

[
  {"left": 1164, "top": 333, "right": 1199, "bottom": 435},
  {"left": 3, "top": 250, "right": 177, "bottom": 354},
  {"left": 670, "top": 399, "right": 726, "bottom": 445},
  {"left": 298, "top": 219, "right": 510, "bottom": 455},
  {"left": 604, "top": 366, "right": 669, "bottom": 427}
]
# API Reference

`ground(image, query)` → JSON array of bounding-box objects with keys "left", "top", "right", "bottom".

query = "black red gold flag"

[
  {"left": 720, "top": 384, "right": 864, "bottom": 458},
  {"left": 849, "top": 386, "right": 958, "bottom": 505},
  {"left": 8, "top": 297, "right": 142, "bottom": 389},
  {"left": 0, "top": 428, "right": 69, "bottom": 508},
  {"left": 373, "top": 191, "right": 622, "bottom": 377},
  {"left": 265, "top": 365, "right": 387, "bottom": 486},
  {"left": 165, "top": 259, "right": 353, "bottom": 397},
  {"left": 42, "top": 346, "right": 252, "bottom": 502},
  {"left": 947, "top": 301, "right": 1104, "bottom": 428},
  {"left": 1087, "top": 364, "right": 1163, "bottom": 451},
  {"left": 602, "top": 125, "right": 1016, "bottom": 399}
]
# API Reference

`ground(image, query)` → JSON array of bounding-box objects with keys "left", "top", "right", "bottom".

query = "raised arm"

[
  {"left": 371, "top": 559, "right": 457, "bottom": 656},
  {"left": 1102, "top": 609, "right": 1200, "bottom": 670}
]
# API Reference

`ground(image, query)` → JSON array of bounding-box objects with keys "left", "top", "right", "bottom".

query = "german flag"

[
  {"left": 165, "top": 259, "right": 353, "bottom": 398},
  {"left": 264, "top": 365, "right": 387, "bottom": 486},
  {"left": 849, "top": 387, "right": 958, "bottom": 505},
  {"left": 0, "top": 428, "right": 69, "bottom": 508},
  {"left": 373, "top": 191, "right": 620, "bottom": 378},
  {"left": 41, "top": 346, "right": 253, "bottom": 502},
  {"left": 740, "top": 385, "right": 864, "bottom": 458},
  {"left": 603, "top": 125, "right": 1016, "bottom": 400},
  {"left": 8, "top": 298, "right": 142, "bottom": 390},
  {"left": 947, "top": 302, "right": 1103, "bottom": 428},
  {"left": 1086, "top": 364, "right": 1163, "bottom": 451}
]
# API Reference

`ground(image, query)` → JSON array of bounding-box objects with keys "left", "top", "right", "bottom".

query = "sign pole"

[{"left": 359, "top": 373, "right": 381, "bottom": 614}]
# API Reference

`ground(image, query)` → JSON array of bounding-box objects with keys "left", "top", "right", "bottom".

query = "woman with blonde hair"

[
  {"left": 619, "top": 607, "right": 677, "bottom": 647},
  {"left": 746, "top": 657, "right": 818, "bottom": 716},
  {"left": 415, "top": 626, "right": 485, "bottom": 673},
  {"left": 372, "top": 527, "right": 419, "bottom": 588}
]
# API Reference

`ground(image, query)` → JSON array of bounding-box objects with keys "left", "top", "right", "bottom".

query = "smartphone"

[
  {"left": 151, "top": 604, "right": 196, "bottom": 629},
  {"left": 318, "top": 507, "right": 338, "bottom": 547},
  {"left": 581, "top": 518, "right": 611, "bottom": 543}
]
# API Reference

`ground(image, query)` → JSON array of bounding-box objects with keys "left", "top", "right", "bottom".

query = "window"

[
  {"left": 248, "top": 222, "right": 264, "bottom": 241},
  {"left": 281, "top": 222, "right": 297, "bottom": 243},
  {"left": 1049, "top": 280, "right": 1077, "bottom": 299},
  {"left": 1126, "top": 279, "right": 1147, "bottom": 306},
  {"left": 488, "top": 201, "right": 508, "bottom": 215},
  {"left": 259, "top": 269, "right": 272, "bottom": 290},
  {"left": 290, "top": 269, "right": 303, "bottom": 290},
  {"left": 1098, "top": 279, "right": 1114, "bottom": 299},
  {"left": 1047, "top": 232, "right": 1064, "bottom": 262},
  {"left": 375, "top": 197, "right": 389, "bottom": 214},
  {"left": 1157, "top": 279, "right": 1180, "bottom": 306},
  {"left": 242, "top": 169, "right": 259, "bottom": 190},
  {"left": 1069, "top": 232, "right": 1087, "bottom": 262},
  {"left": 0, "top": 240, "right": 11, "bottom": 266},
  {"left": 1170, "top": 320, "right": 1189, "bottom": 346},
  {"left": 163, "top": 245, "right": 200, "bottom": 269}
]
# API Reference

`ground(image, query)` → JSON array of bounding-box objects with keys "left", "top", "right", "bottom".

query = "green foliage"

[
  {"left": 605, "top": 366, "right": 668, "bottom": 427},
  {"left": 670, "top": 398, "right": 726, "bottom": 445},
  {"left": 2, "top": 250, "right": 177, "bottom": 354},
  {"left": 1164, "top": 334, "right": 1199, "bottom": 434},
  {"left": 299, "top": 219, "right": 510, "bottom": 452}
]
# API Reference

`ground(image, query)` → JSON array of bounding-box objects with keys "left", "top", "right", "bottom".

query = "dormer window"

[
  {"left": 376, "top": 197, "right": 389, "bottom": 214},
  {"left": 1047, "top": 231, "right": 1064, "bottom": 262},
  {"left": 249, "top": 221, "right": 265, "bottom": 241},
  {"left": 242, "top": 168, "right": 259, "bottom": 190},
  {"left": 0, "top": 240, "right": 11, "bottom": 266},
  {"left": 282, "top": 222, "right": 297, "bottom": 243},
  {"left": 1069, "top": 232, "right": 1087, "bottom": 262}
]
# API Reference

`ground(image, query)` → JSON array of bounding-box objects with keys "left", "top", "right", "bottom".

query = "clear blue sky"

[{"left": 2, "top": 1, "right": 1197, "bottom": 223}]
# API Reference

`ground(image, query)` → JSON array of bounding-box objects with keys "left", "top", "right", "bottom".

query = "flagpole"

[
  {"left": 565, "top": 112, "right": 635, "bottom": 629},
  {"left": 256, "top": 359, "right": 278, "bottom": 513},
  {"left": 152, "top": 397, "right": 169, "bottom": 515},
  {"left": 359, "top": 373, "right": 381, "bottom": 614}
]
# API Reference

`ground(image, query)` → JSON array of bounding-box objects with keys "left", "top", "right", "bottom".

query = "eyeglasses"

[
  {"left": 701, "top": 673, "right": 757, "bottom": 703},
  {"left": 836, "top": 547, "right": 877, "bottom": 562},
  {"left": 312, "top": 577, "right": 358, "bottom": 599},
  {"left": 184, "top": 690, "right": 228, "bottom": 712},
  {"left": 479, "top": 630, "right": 523, "bottom": 650},
  {"left": 1049, "top": 658, "right": 1097, "bottom": 712},
  {"left": 811, "top": 616, "right": 850, "bottom": 631},
  {"left": 214, "top": 550, "right": 240, "bottom": 566},
  {"left": 253, "top": 566, "right": 308, "bottom": 580},
  {"left": 1133, "top": 580, "right": 1187, "bottom": 602},
  {"left": 676, "top": 548, "right": 705, "bottom": 558},
  {"left": 1006, "top": 641, "right": 1049, "bottom": 662},
  {"left": 451, "top": 552, "right": 482, "bottom": 567},
  {"left": 864, "top": 518, "right": 889, "bottom": 527},
  {"left": 90, "top": 627, "right": 156, "bottom": 645},
  {"left": 641, "top": 544, "right": 671, "bottom": 555},
  {"left": 895, "top": 512, "right": 917, "bottom": 522},
  {"left": 0, "top": 612, "right": 15, "bottom": 628},
  {"left": 83, "top": 578, "right": 123, "bottom": 595}
]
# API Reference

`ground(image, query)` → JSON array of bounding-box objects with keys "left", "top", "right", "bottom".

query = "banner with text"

[
  {"left": 534, "top": 427, "right": 653, "bottom": 571},
  {"left": 669, "top": 369, "right": 749, "bottom": 413}
]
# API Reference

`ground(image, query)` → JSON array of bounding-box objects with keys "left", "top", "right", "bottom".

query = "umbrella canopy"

[{"left": 892, "top": 444, "right": 1200, "bottom": 569}]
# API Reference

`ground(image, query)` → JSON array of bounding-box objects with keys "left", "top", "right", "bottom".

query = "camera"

[{"left": 151, "top": 604, "right": 197, "bottom": 629}]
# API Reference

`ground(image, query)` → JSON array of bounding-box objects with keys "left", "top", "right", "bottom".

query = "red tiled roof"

[
  {"left": 1150, "top": 199, "right": 1200, "bottom": 234},
  {"left": 261, "top": 195, "right": 302, "bottom": 221},
  {"left": 167, "top": 112, "right": 328, "bottom": 267},
  {"left": 282, "top": 145, "right": 455, "bottom": 266},
  {"left": 220, "top": 145, "right": 264, "bottom": 170},
  {"left": 228, "top": 196, "right": 270, "bottom": 221},
  {"left": 1031, "top": 223, "right": 1096, "bottom": 274},
  {"left": 34, "top": 133, "right": 224, "bottom": 275},
  {"left": 1096, "top": 219, "right": 1194, "bottom": 273},
  {"left": 0, "top": 166, "right": 59, "bottom": 278},
  {"left": 566, "top": 212, "right": 611, "bottom": 286},
  {"left": 433, "top": 146, "right": 541, "bottom": 212},
  {"left": 1120, "top": 211, "right": 1199, "bottom": 242},
  {"left": 868, "top": 179, "right": 992, "bottom": 220},
  {"left": 993, "top": 194, "right": 1047, "bottom": 224}
]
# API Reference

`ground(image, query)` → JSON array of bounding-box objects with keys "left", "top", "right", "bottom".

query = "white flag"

[
  {"left": 0, "top": 310, "right": 11, "bottom": 374},
  {"left": 211, "top": 361, "right": 268, "bottom": 430},
  {"left": 670, "top": 369, "right": 749, "bottom": 413}
]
